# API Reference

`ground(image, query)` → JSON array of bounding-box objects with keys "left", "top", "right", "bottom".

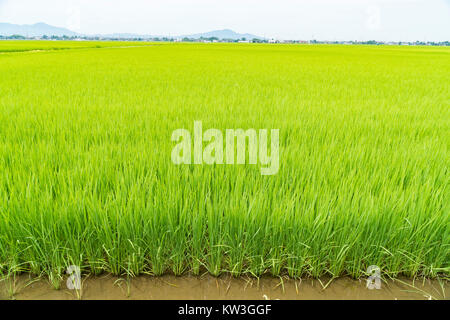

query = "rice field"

[
  {"left": 0, "top": 41, "right": 448, "bottom": 288},
  {"left": 0, "top": 40, "right": 153, "bottom": 53}
]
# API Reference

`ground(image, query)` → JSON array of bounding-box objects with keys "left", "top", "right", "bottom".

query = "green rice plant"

[
  {"left": 0, "top": 40, "right": 154, "bottom": 53},
  {"left": 0, "top": 41, "right": 448, "bottom": 286}
]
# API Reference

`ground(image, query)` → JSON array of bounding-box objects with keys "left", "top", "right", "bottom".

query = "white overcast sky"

[{"left": 0, "top": 0, "right": 449, "bottom": 41}]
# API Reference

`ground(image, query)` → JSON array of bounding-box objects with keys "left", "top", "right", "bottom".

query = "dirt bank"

[{"left": 1, "top": 274, "right": 447, "bottom": 300}]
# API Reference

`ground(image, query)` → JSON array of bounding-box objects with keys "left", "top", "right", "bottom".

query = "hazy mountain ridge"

[
  {"left": 0, "top": 22, "right": 79, "bottom": 37},
  {"left": 182, "top": 29, "right": 262, "bottom": 40},
  {"left": 0, "top": 23, "right": 263, "bottom": 40}
]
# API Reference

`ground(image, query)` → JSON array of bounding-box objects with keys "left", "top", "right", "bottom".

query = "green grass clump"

[{"left": 0, "top": 42, "right": 448, "bottom": 286}]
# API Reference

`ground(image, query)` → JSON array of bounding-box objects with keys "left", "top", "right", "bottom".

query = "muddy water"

[{"left": 1, "top": 274, "right": 447, "bottom": 300}]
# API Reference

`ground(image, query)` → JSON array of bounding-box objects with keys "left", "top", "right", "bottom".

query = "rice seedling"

[{"left": 0, "top": 41, "right": 448, "bottom": 288}]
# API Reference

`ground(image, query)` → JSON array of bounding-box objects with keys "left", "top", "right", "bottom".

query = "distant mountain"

[
  {"left": 0, "top": 23, "right": 263, "bottom": 40},
  {"left": 94, "top": 33, "right": 154, "bottom": 39},
  {"left": 183, "top": 29, "right": 263, "bottom": 40},
  {"left": 75, "top": 29, "right": 264, "bottom": 40},
  {"left": 0, "top": 22, "right": 78, "bottom": 37}
]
